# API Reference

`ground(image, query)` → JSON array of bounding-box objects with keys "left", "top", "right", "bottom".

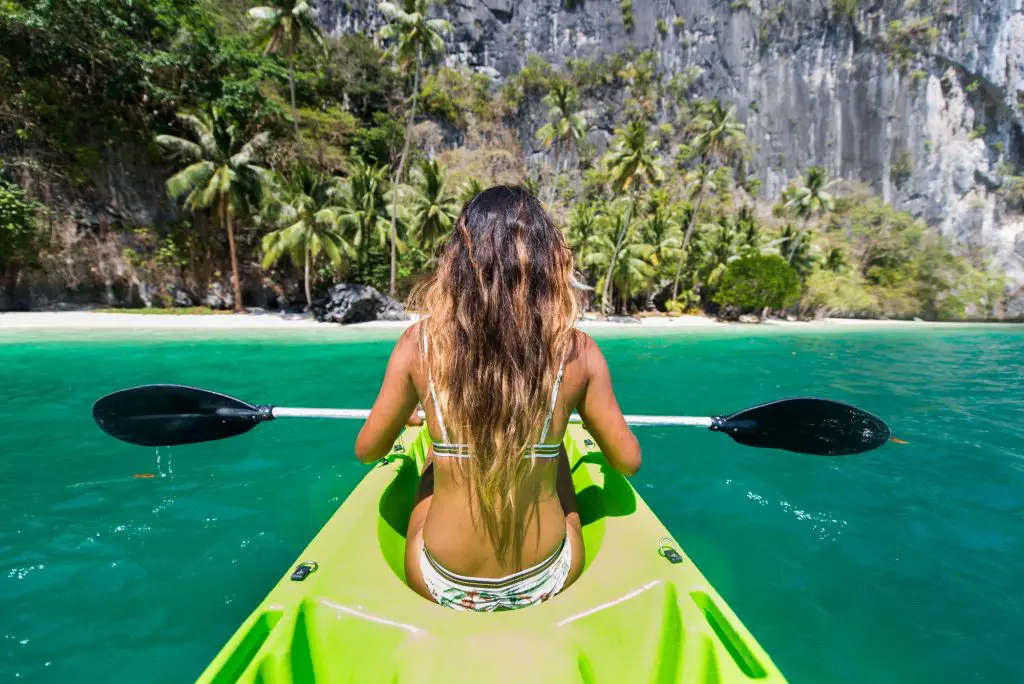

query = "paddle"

[{"left": 92, "top": 384, "right": 889, "bottom": 456}]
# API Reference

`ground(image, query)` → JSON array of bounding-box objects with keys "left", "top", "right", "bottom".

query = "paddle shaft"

[{"left": 270, "top": 407, "right": 713, "bottom": 428}]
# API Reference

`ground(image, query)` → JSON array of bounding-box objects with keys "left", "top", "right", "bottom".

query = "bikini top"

[{"left": 423, "top": 333, "right": 566, "bottom": 459}]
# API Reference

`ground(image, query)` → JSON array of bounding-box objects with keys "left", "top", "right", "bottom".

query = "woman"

[{"left": 355, "top": 186, "right": 641, "bottom": 611}]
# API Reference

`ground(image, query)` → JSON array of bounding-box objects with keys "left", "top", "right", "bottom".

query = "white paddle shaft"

[{"left": 271, "top": 407, "right": 713, "bottom": 428}]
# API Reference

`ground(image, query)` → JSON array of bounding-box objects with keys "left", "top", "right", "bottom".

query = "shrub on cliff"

[{"left": 0, "top": 173, "right": 44, "bottom": 270}]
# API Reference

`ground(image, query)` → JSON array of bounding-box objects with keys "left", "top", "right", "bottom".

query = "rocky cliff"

[{"left": 322, "top": 0, "right": 1024, "bottom": 314}]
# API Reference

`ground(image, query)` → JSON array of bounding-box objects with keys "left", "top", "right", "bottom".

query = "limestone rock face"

[{"left": 323, "top": 0, "right": 1024, "bottom": 315}]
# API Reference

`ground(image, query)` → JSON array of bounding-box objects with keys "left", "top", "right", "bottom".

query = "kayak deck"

[{"left": 197, "top": 425, "right": 786, "bottom": 683}]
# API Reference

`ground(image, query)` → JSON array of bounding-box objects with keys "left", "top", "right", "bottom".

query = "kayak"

[{"left": 196, "top": 424, "right": 787, "bottom": 683}]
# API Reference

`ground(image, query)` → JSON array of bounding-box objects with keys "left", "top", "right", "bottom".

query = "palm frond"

[
  {"left": 246, "top": 6, "right": 281, "bottom": 21},
  {"left": 166, "top": 161, "right": 215, "bottom": 202},
  {"left": 155, "top": 135, "right": 202, "bottom": 162},
  {"left": 230, "top": 132, "right": 271, "bottom": 168}
]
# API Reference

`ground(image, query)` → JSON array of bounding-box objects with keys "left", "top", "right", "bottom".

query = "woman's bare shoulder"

[
  {"left": 569, "top": 329, "right": 601, "bottom": 377},
  {"left": 392, "top": 322, "right": 423, "bottom": 368}
]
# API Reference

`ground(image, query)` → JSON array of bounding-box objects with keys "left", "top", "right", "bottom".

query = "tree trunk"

[
  {"left": 547, "top": 140, "right": 560, "bottom": 205},
  {"left": 222, "top": 195, "right": 244, "bottom": 313},
  {"left": 788, "top": 217, "right": 807, "bottom": 263},
  {"left": 600, "top": 194, "right": 634, "bottom": 316},
  {"left": 303, "top": 246, "right": 312, "bottom": 310},
  {"left": 671, "top": 187, "right": 706, "bottom": 301},
  {"left": 389, "top": 46, "right": 421, "bottom": 298},
  {"left": 289, "top": 43, "right": 300, "bottom": 140}
]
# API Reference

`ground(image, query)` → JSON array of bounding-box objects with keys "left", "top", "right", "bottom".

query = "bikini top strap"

[
  {"left": 423, "top": 330, "right": 450, "bottom": 443},
  {"left": 538, "top": 354, "right": 567, "bottom": 443}
]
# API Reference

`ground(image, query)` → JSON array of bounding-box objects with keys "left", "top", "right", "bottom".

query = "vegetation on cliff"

[{"left": 0, "top": 0, "right": 1008, "bottom": 319}]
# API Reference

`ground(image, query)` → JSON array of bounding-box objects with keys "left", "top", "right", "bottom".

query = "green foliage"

[
  {"left": 884, "top": 18, "right": 939, "bottom": 69},
  {"left": 966, "top": 80, "right": 980, "bottom": 93},
  {"left": 831, "top": 0, "right": 858, "bottom": 18},
  {"left": 377, "top": 0, "right": 452, "bottom": 70},
  {"left": 968, "top": 124, "right": 986, "bottom": 141},
  {"left": 620, "top": 0, "right": 635, "bottom": 33},
  {"left": 0, "top": 172, "right": 44, "bottom": 271},
  {"left": 408, "top": 159, "right": 459, "bottom": 249},
  {"left": 260, "top": 163, "right": 353, "bottom": 306},
  {"left": 689, "top": 100, "right": 747, "bottom": 163},
  {"left": 730, "top": 0, "right": 751, "bottom": 10},
  {"left": 656, "top": 18, "right": 668, "bottom": 37},
  {"left": 1, "top": 0, "right": 284, "bottom": 153},
  {"left": 420, "top": 66, "right": 496, "bottom": 129},
  {"left": 536, "top": 80, "right": 588, "bottom": 195},
  {"left": 305, "top": 35, "right": 401, "bottom": 122},
  {"left": 604, "top": 120, "right": 665, "bottom": 195},
  {"left": 712, "top": 254, "right": 800, "bottom": 314},
  {"left": 891, "top": 151, "right": 913, "bottom": 187},
  {"left": 802, "top": 269, "right": 877, "bottom": 317},
  {"left": 156, "top": 105, "right": 271, "bottom": 309},
  {"left": 349, "top": 112, "right": 405, "bottom": 167},
  {"left": 999, "top": 175, "right": 1024, "bottom": 208},
  {"left": 824, "top": 197, "right": 977, "bottom": 319},
  {"left": 785, "top": 167, "right": 836, "bottom": 222}
]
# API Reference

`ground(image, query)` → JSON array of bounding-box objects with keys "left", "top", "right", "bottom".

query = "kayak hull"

[{"left": 197, "top": 425, "right": 786, "bottom": 683}]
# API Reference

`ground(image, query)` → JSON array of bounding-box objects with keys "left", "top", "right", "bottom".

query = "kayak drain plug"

[{"left": 290, "top": 561, "right": 318, "bottom": 581}]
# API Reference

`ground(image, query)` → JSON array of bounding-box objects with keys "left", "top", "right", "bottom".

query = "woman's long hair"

[{"left": 410, "top": 186, "right": 580, "bottom": 563}]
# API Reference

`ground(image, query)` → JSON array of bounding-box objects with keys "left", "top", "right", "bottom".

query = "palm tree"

[
  {"left": 409, "top": 158, "right": 459, "bottom": 250},
  {"left": 779, "top": 223, "right": 814, "bottom": 276},
  {"left": 260, "top": 164, "right": 353, "bottom": 308},
  {"left": 337, "top": 160, "right": 394, "bottom": 271},
  {"left": 378, "top": 0, "right": 452, "bottom": 297},
  {"left": 566, "top": 202, "right": 599, "bottom": 279},
  {"left": 735, "top": 205, "right": 761, "bottom": 255},
  {"left": 247, "top": 0, "right": 324, "bottom": 139},
  {"left": 458, "top": 178, "right": 484, "bottom": 205},
  {"left": 639, "top": 198, "right": 681, "bottom": 310},
  {"left": 600, "top": 119, "right": 664, "bottom": 315},
  {"left": 785, "top": 166, "right": 836, "bottom": 260},
  {"left": 536, "top": 81, "right": 588, "bottom": 203},
  {"left": 156, "top": 107, "right": 269, "bottom": 312},
  {"left": 670, "top": 163, "right": 713, "bottom": 300},
  {"left": 825, "top": 246, "right": 846, "bottom": 273},
  {"left": 691, "top": 99, "right": 747, "bottom": 163},
  {"left": 586, "top": 208, "right": 654, "bottom": 314}
]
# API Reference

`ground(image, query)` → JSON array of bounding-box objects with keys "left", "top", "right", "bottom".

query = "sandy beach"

[{"left": 0, "top": 310, "right": 997, "bottom": 332}]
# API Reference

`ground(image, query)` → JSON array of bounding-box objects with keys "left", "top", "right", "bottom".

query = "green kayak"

[{"left": 197, "top": 425, "right": 787, "bottom": 683}]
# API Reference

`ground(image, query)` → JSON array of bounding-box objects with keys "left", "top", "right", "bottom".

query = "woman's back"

[
  {"left": 355, "top": 186, "right": 640, "bottom": 610},
  {"left": 411, "top": 325, "right": 586, "bottom": 578}
]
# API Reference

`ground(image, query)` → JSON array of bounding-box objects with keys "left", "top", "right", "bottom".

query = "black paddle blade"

[
  {"left": 710, "top": 398, "right": 890, "bottom": 456},
  {"left": 92, "top": 385, "right": 271, "bottom": 447}
]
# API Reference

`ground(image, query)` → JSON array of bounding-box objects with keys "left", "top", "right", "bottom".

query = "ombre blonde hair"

[{"left": 409, "top": 186, "right": 580, "bottom": 563}]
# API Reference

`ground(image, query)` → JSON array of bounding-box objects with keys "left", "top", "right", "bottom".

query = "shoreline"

[{"left": 0, "top": 310, "right": 1017, "bottom": 333}]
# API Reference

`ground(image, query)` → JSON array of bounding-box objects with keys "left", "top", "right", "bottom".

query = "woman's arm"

[
  {"left": 354, "top": 327, "right": 422, "bottom": 463},
  {"left": 576, "top": 334, "right": 642, "bottom": 476}
]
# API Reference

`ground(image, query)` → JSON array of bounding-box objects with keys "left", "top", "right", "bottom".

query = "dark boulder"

[{"left": 312, "top": 283, "right": 409, "bottom": 324}]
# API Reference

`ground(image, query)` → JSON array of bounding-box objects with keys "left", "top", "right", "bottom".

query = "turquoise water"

[{"left": 2, "top": 325, "right": 1022, "bottom": 682}]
